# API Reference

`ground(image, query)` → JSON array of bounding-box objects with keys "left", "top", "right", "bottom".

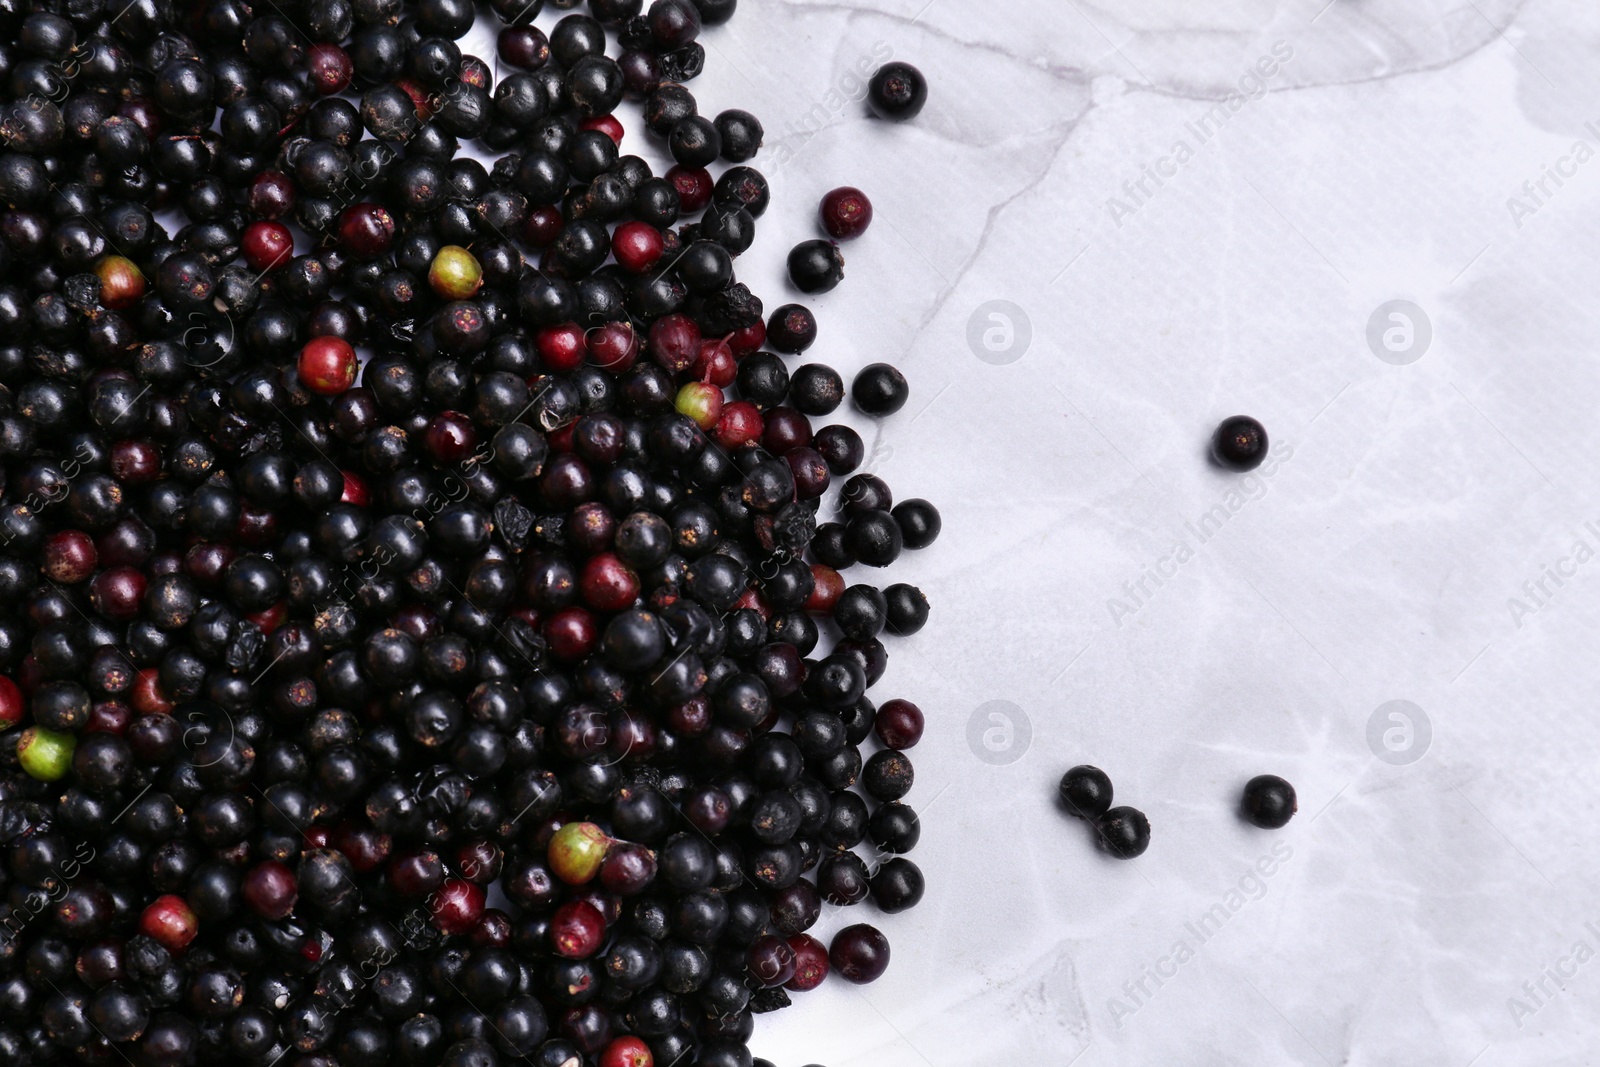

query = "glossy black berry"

[
  {"left": 851, "top": 362, "right": 909, "bottom": 416},
  {"left": 787, "top": 363, "right": 844, "bottom": 417},
  {"left": 1058, "top": 765, "right": 1113, "bottom": 819},
  {"left": 867, "top": 802, "right": 920, "bottom": 854},
  {"left": 1240, "top": 774, "right": 1297, "bottom": 828},
  {"left": 845, "top": 510, "right": 902, "bottom": 568},
  {"left": 869, "top": 61, "right": 928, "bottom": 120},
  {"left": 1211, "top": 415, "right": 1269, "bottom": 471},
  {"left": 891, "top": 499, "right": 940, "bottom": 550},
  {"left": 869, "top": 856, "right": 924, "bottom": 913},
  {"left": 1096, "top": 806, "right": 1151, "bottom": 859},
  {"left": 883, "top": 582, "right": 929, "bottom": 635},
  {"left": 787, "top": 239, "right": 845, "bottom": 294},
  {"left": 714, "top": 109, "right": 763, "bottom": 161}
]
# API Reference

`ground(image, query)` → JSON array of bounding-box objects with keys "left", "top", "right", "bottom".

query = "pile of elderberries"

[{"left": 0, "top": 0, "right": 940, "bottom": 1065}]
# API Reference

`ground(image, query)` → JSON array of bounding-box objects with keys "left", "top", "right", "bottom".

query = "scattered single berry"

[
  {"left": 1211, "top": 415, "right": 1269, "bottom": 471},
  {"left": 820, "top": 186, "right": 873, "bottom": 239},
  {"left": 1241, "top": 774, "right": 1297, "bottom": 828}
]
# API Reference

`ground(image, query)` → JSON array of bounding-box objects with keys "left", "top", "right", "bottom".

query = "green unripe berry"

[
  {"left": 17, "top": 726, "right": 75, "bottom": 781},
  {"left": 548, "top": 821, "right": 612, "bottom": 885}
]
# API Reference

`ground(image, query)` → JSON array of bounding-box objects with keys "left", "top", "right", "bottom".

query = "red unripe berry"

[
  {"left": 389, "top": 851, "right": 445, "bottom": 897},
  {"left": 298, "top": 337, "right": 358, "bottom": 396},
  {"left": 649, "top": 314, "right": 700, "bottom": 373},
  {"left": 550, "top": 900, "right": 607, "bottom": 958},
  {"left": 611, "top": 221, "right": 663, "bottom": 274},
  {"left": 94, "top": 255, "right": 145, "bottom": 309},
  {"left": 694, "top": 338, "right": 736, "bottom": 387},
  {"left": 598, "top": 841, "right": 658, "bottom": 896},
  {"left": 579, "top": 553, "right": 640, "bottom": 611},
  {"left": 580, "top": 114, "right": 624, "bottom": 145},
  {"left": 246, "top": 602, "right": 286, "bottom": 634},
  {"left": 242, "top": 860, "right": 298, "bottom": 920},
  {"left": 90, "top": 566, "right": 146, "bottom": 621},
  {"left": 785, "top": 933, "right": 830, "bottom": 991},
  {"left": 819, "top": 186, "right": 874, "bottom": 239},
  {"left": 337, "top": 202, "right": 396, "bottom": 258},
  {"left": 242, "top": 221, "right": 293, "bottom": 272},
  {"left": 340, "top": 470, "right": 370, "bottom": 506},
  {"left": 424, "top": 411, "right": 478, "bottom": 464},
  {"left": 733, "top": 587, "right": 770, "bottom": 619},
  {"left": 804, "top": 565, "right": 844, "bottom": 614},
  {"left": 874, "top": 699, "right": 925, "bottom": 749},
  {"left": 337, "top": 825, "right": 396, "bottom": 876},
  {"left": 86, "top": 700, "right": 131, "bottom": 734},
  {"left": 538, "top": 322, "right": 587, "bottom": 372},
  {"left": 728, "top": 319, "right": 766, "bottom": 355},
  {"left": 430, "top": 878, "right": 486, "bottom": 936},
  {"left": 713, "top": 401, "right": 763, "bottom": 449},
  {"left": 0, "top": 676, "right": 21, "bottom": 731},
  {"left": 587, "top": 322, "right": 640, "bottom": 373},
  {"left": 131, "top": 669, "right": 172, "bottom": 715},
  {"left": 42, "top": 530, "right": 97, "bottom": 584},
  {"left": 666, "top": 165, "right": 713, "bottom": 213},
  {"left": 110, "top": 440, "right": 161, "bottom": 485},
  {"left": 547, "top": 422, "right": 577, "bottom": 454},
  {"left": 396, "top": 78, "right": 434, "bottom": 119},
  {"left": 543, "top": 607, "right": 598, "bottom": 660},
  {"left": 600, "top": 1036, "right": 654, "bottom": 1067},
  {"left": 140, "top": 895, "right": 198, "bottom": 953},
  {"left": 763, "top": 407, "right": 812, "bottom": 454}
]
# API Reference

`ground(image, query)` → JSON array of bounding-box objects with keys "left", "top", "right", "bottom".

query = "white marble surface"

[{"left": 496, "top": 1, "right": 1600, "bottom": 1063}]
